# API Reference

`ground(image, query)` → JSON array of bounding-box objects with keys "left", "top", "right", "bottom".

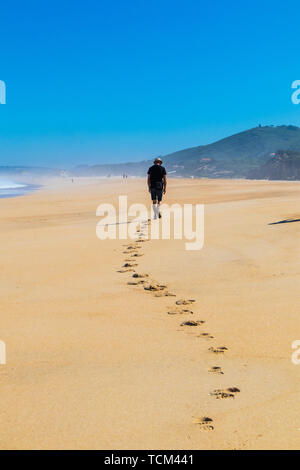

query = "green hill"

[
  {"left": 249, "top": 150, "right": 300, "bottom": 180},
  {"left": 163, "top": 125, "right": 300, "bottom": 177},
  {"left": 72, "top": 125, "right": 300, "bottom": 179}
]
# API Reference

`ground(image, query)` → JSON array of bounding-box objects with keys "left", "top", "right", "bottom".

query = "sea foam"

[{"left": 0, "top": 180, "right": 28, "bottom": 190}]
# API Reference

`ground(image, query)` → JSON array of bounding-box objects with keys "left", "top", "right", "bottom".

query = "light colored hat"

[{"left": 154, "top": 157, "right": 163, "bottom": 164}]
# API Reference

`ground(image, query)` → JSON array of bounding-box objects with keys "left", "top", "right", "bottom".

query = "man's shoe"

[{"left": 158, "top": 212, "right": 162, "bottom": 218}]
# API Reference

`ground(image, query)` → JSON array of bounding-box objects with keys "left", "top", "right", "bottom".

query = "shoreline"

[{"left": 0, "top": 182, "right": 41, "bottom": 199}]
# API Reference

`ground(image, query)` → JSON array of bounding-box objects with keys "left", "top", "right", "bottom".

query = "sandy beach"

[{"left": 0, "top": 177, "right": 299, "bottom": 450}]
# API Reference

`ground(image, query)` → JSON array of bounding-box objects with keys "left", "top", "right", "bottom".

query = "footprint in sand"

[
  {"left": 193, "top": 417, "right": 214, "bottom": 431},
  {"left": 118, "top": 269, "right": 135, "bottom": 273},
  {"left": 154, "top": 291, "right": 176, "bottom": 297},
  {"left": 197, "top": 333, "right": 214, "bottom": 339},
  {"left": 123, "top": 263, "right": 138, "bottom": 268},
  {"left": 210, "top": 387, "right": 240, "bottom": 399},
  {"left": 132, "top": 273, "right": 149, "bottom": 278},
  {"left": 144, "top": 284, "right": 167, "bottom": 292},
  {"left": 131, "top": 253, "right": 144, "bottom": 257},
  {"left": 168, "top": 308, "right": 193, "bottom": 315},
  {"left": 208, "top": 346, "right": 228, "bottom": 354},
  {"left": 180, "top": 320, "right": 205, "bottom": 326},
  {"left": 208, "top": 366, "right": 224, "bottom": 375},
  {"left": 175, "top": 299, "right": 196, "bottom": 306},
  {"left": 127, "top": 280, "right": 145, "bottom": 285}
]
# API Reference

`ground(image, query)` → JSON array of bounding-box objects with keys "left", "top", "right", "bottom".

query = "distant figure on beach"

[{"left": 147, "top": 157, "right": 167, "bottom": 219}]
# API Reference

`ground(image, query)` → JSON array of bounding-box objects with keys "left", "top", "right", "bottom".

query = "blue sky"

[{"left": 0, "top": 0, "right": 300, "bottom": 168}]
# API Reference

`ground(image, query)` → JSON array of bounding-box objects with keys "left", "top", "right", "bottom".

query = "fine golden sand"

[{"left": 0, "top": 177, "right": 300, "bottom": 449}]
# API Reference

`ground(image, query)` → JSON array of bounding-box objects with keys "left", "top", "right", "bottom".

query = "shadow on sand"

[{"left": 269, "top": 218, "right": 300, "bottom": 225}]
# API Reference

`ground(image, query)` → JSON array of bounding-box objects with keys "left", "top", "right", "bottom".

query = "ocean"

[{"left": 0, "top": 180, "right": 39, "bottom": 199}]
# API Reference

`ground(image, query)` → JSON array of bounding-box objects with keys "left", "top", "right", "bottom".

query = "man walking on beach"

[{"left": 147, "top": 157, "right": 167, "bottom": 219}]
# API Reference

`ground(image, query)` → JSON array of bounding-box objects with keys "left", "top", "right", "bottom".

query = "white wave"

[{"left": 0, "top": 180, "right": 28, "bottom": 190}]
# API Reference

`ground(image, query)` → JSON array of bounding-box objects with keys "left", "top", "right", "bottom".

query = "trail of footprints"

[{"left": 117, "top": 219, "right": 240, "bottom": 432}]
